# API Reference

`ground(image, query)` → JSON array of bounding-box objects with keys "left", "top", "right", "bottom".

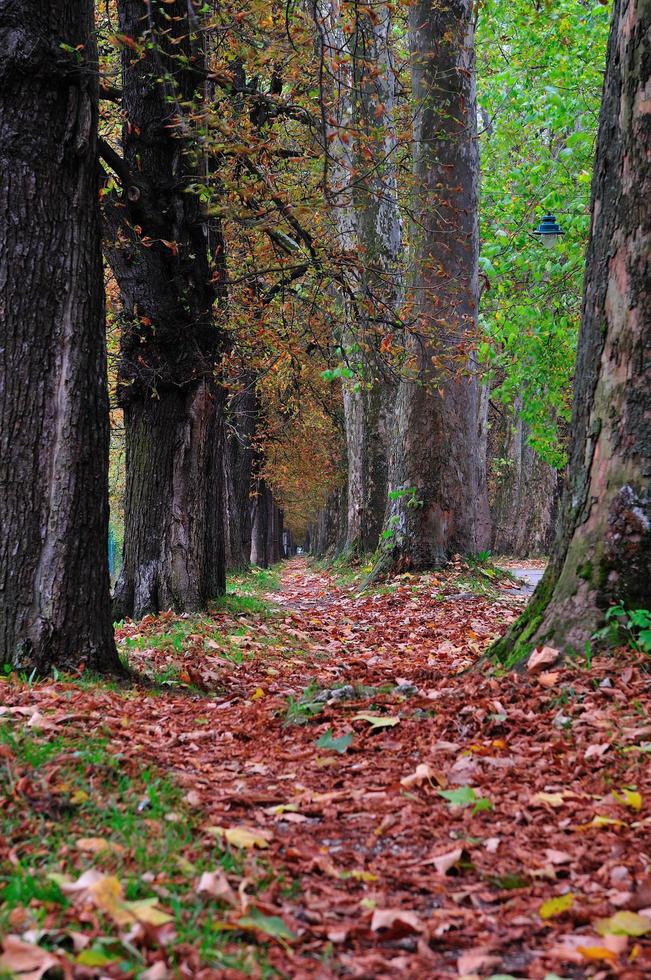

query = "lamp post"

[{"left": 532, "top": 213, "right": 564, "bottom": 248}]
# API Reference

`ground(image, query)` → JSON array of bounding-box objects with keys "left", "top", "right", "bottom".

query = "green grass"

[
  {"left": 226, "top": 564, "right": 282, "bottom": 599},
  {"left": 0, "top": 720, "right": 291, "bottom": 976}
]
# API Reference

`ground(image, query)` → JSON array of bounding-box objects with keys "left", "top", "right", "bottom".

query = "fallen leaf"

[
  {"left": 353, "top": 713, "right": 400, "bottom": 728},
  {"left": 438, "top": 786, "right": 477, "bottom": 808},
  {"left": 585, "top": 742, "right": 610, "bottom": 759},
  {"left": 594, "top": 910, "right": 651, "bottom": 937},
  {"left": 612, "top": 788, "right": 642, "bottom": 811},
  {"left": 206, "top": 825, "right": 271, "bottom": 849},
  {"left": 457, "top": 948, "right": 500, "bottom": 975},
  {"left": 530, "top": 791, "right": 566, "bottom": 808},
  {"left": 237, "top": 907, "right": 297, "bottom": 941},
  {"left": 545, "top": 848, "right": 573, "bottom": 865},
  {"left": 371, "top": 908, "right": 423, "bottom": 935},
  {"left": 197, "top": 870, "right": 238, "bottom": 906},
  {"left": 400, "top": 763, "right": 433, "bottom": 788},
  {"left": 315, "top": 729, "right": 353, "bottom": 754},
  {"left": 431, "top": 847, "right": 464, "bottom": 875},
  {"left": 75, "top": 837, "right": 125, "bottom": 855},
  {"left": 537, "top": 670, "right": 560, "bottom": 688},
  {"left": 140, "top": 964, "right": 169, "bottom": 980},
  {"left": 576, "top": 945, "right": 617, "bottom": 962},
  {"left": 527, "top": 645, "right": 559, "bottom": 673},
  {"left": 540, "top": 893, "right": 575, "bottom": 919},
  {"left": 0, "top": 936, "right": 60, "bottom": 980}
]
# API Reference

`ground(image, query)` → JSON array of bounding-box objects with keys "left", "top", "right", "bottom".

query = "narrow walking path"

[{"left": 1, "top": 560, "right": 650, "bottom": 978}]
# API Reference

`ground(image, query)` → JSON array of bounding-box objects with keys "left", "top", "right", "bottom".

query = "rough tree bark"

[
  {"left": 250, "top": 480, "right": 272, "bottom": 568},
  {"left": 492, "top": 0, "right": 650, "bottom": 661},
  {"left": 341, "top": 2, "right": 402, "bottom": 556},
  {"left": 224, "top": 377, "right": 257, "bottom": 571},
  {"left": 0, "top": 0, "right": 118, "bottom": 672},
  {"left": 313, "top": 485, "right": 348, "bottom": 557},
  {"left": 104, "top": 0, "right": 225, "bottom": 620},
  {"left": 489, "top": 397, "right": 560, "bottom": 557},
  {"left": 381, "top": 0, "right": 490, "bottom": 570}
]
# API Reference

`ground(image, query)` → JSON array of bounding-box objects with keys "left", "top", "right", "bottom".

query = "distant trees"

[
  {"left": 492, "top": 0, "right": 651, "bottom": 660},
  {"left": 0, "top": 0, "right": 118, "bottom": 672}
]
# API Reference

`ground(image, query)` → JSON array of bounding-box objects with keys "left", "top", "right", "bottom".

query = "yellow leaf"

[
  {"left": 90, "top": 875, "right": 133, "bottom": 926},
  {"left": 123, "top": 897, "right": 174, "bottom": 926},
  {"left": 577, "top": 945, "right": 617, "bottom": 962},
  {"left": 592, "top": 815, "right": 627, "bottom": 828},
  {"left": 574, "top": 815, "right": 628, "bottom": 830},
  {"left": 70, "top": 789, "right": 89, "bottom": 804},
  {"left": 207, "top": 825, "right": 271, "bottom": 849},
  {"left": 350, "top": 870, "right": 378, "bottom": 882},
  {"left": 613, "top": 788, "right": 643, "bottom": 811},
  {"left": 595, "top": 911, "right": 651, "bottom": 937},
  {"left": 251, "top": 687, "right": 265, "bottom": 700},
  {"left": 539, "top": 893, "right": 575, "bottom": 919},
  {"left": 530, "top": 791, "right": 565, "bottom": 808}
]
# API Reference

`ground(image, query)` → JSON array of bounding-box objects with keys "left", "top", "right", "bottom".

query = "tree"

[
  {"left": 224, "top": 374, "right": 257, "bottom": 571},
  {"left": 381, "top": 0, "right": 490, "bottom": 569},
  {"left": 492, "top": 0, "right": 650, "bottom": 662},
  {"left": 102, "top": 1, "right": 225, "bottom": 620},
  {"left": 0, "top": 0, "right": 118, "bottom": 672},
  {"left": 339, "top": 3, "right": 402, "bottom": 556}
]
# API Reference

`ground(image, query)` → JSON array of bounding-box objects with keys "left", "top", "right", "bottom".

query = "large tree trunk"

[
  {"left": 489, "top": 396, "right": 560, "bottom": 557},
  {"left": 492, "top": 0, "right": 650, "bottom": 662},
  {"left": 381, "top": 0, "right": 490, "bottom": 569},
  {"left": 0, "top": 0, "right": 118, "bottom": 672},
  {"left": 224, "top": 378, "right": 257, "bottom": 571},
  {"left": 113, "top": 385, "right": 223, "bottom": 620},
  {"left": 341, "top": 3, "right": 402, "bottom": 556},
  {"left": 104, "top": 0, "right": 225, "bottom": 619}
]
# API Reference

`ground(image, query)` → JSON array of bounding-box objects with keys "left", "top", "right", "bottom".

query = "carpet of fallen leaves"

[{"left": 1, "top": 558, "right": 650, "bottom": 979}]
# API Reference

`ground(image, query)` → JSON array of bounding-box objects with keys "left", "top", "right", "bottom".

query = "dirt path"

[{"left": 2, "top": 560, "right": 650, "bottom": 978}]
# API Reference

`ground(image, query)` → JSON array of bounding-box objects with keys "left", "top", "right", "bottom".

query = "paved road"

[{"left": 505, "top": 565, "right": 545, "bottom": 595}]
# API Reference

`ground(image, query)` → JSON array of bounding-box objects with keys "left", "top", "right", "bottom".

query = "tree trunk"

[
  {"left": 492, "top": 0, "right": 650, "bottom": 662},
  {"left": 381, "top": 0, "right": 490, "bottom": 570},
  {"left": 250, "top": 480, "right": 271, "bottom": 567},
  {"left": 314, "top": 485, "right": 348, "bottom": 557},
  {"left": 341, "top": 3, "right": 402, "bottom": 556},
  {"left": 112, "top": 385, "right": 223, "bottom": 620},
  {"left": 224, "top": 378, "right": 257, "bottom": 571},
  {"left": 104, "top": 0, "right": 225, "bottom": 619},
  {"left": 489, "top": 396, "right": 560, "bottom": 557},
  {"left": 0, "top": 0, "right": 118, "bottom": 672}
]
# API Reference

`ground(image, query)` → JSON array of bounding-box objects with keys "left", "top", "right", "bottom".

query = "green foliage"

[
  {"left": 477, "top": 0, "right": 612, "bottom": 466},
  {"left": 593, "top": 605, "right": 651, "bottom": 654},
  {"left": 315, "top": 729, "right": 353, "bottom": 754}
]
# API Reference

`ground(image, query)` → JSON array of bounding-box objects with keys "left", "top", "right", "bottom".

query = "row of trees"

[{"left": 1, "top": 0, "right": 648, "bottom": 672}]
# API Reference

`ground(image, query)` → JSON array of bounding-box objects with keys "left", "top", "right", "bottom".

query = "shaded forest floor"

[{"left": 1, "top": 559, "right": 650, "bottom": 979}]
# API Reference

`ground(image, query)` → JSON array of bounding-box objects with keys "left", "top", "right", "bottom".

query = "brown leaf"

[
  {"left": 400, "top": 763, "right": 433, "bottom": 788},
  {"left": 527, "top": 645, "right": 560, "bottom": 673},
  {"left": 371, "top": 908, "right": 423, "bottom": 936},
  {"left": 429, "top": 847, "right": 464, "bottom": 875},
  {"left": 457, "top": 947, "right": 501, "bottom": 976},
  {"left": 196, "top": 870, "right": 238, "bottom": 906},
  {"left": 0, "top": 936, "right": 60, "bottom": 980}
]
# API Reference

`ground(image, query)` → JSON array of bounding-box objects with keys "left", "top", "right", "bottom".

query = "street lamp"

[{"left": 532, "top": 213, "right": 564, "bottom": 249}]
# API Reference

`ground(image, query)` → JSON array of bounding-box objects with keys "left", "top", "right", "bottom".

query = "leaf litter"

[{"left": 0, "top": 558, "right": 650, "bottom": 977}]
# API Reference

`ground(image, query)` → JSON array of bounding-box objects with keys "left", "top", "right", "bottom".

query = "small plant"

[{"left": 593, "top": 604, "right": 651, "bottom": 654}]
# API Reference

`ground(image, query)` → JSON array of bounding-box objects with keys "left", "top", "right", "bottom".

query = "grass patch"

[
  {"left": 0, "top": 719, "right": 292, "bottom": 975},
  {"left": 227, "top": 564, "right": 282, "bottom": 599}
]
